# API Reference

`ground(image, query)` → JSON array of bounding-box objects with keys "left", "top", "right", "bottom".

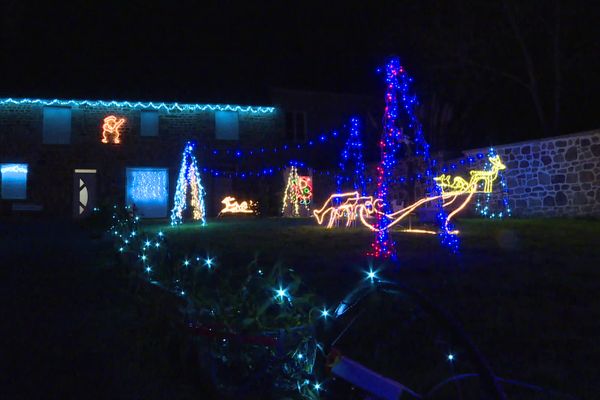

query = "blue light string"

[
  {"left": 0, "top": 97, "right": 275, "bottom": 114},
  {"left": 395, "top": 62, "right": 459, "bottom": 252},
  {"left": 201, "top": 160, "right": 306, "bottom": 179},
  {"left": 371, "top": 57, "right": 402, "bottom": 259},
  {"left": 170, "top": 141, "right": 206, "bottom": 226},
  {"left": 204, "top": 130, "right": 340, "bottom": 159},
  {"left": 474, "top": 148, "right": 512, "bottom": 219},
  {"left": 336, "top": 117, "right": 367, "bottom": 195}
]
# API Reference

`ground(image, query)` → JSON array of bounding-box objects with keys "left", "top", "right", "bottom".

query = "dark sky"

[{"left": 1, "top": 1, "right": 598, "bottom": 148}]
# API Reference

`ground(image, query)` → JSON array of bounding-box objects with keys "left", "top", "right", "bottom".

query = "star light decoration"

[{"left": 170, "top": 141, "right": 206, "bottom": 225}]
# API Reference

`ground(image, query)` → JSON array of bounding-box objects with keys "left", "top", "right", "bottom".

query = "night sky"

[{"left": 1, "top": 1, "right": 598, "bottom": 149}]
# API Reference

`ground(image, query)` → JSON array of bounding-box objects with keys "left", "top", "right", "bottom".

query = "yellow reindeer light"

[
  {"left": 434, "top": 155, "right": 506, "bottom": 194},
  {"left": 315, "top": 155, "right": 507, "bottom": 235}
]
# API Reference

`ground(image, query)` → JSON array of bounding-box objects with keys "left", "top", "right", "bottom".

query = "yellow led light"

[
  {"left": 434, "top": 155, "right": 506, "bottom": 194},
  {"left": 101, "top": 115, "right": 126, "bottom": 144},
  {"left": 315, "top": 155, "right": 506, "bottom": 235},
  {"left": 313, "top": 191, "right": 381, "bottom": 228},
  {"left": 218, "top": 196, "right": 257, "bottom": 216},
  {"left": 282, "top": 166, "right": 310, "bottom": 216}
]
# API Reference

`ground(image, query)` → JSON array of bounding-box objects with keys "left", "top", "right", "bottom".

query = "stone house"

[{"left": 0, "top": 97, "right": 284, "bottom": 218}]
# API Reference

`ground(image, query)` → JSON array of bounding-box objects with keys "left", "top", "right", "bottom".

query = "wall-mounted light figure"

[{"left": 101, "top": 115, "right": 126, "bottom": 144}]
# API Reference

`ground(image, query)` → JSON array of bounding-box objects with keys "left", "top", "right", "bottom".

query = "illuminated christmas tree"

[
  {"left": 370, "top": 56, "right": 458, "bottom": 258},
  {"left": 281, "top": 165, "right": 311, "bottom": 217},
  {"left": 171, "top": 141, "right": 206, "bottom": 225},
  {"left": 337, "top": 117, "right": 367, "bottom": 195}
]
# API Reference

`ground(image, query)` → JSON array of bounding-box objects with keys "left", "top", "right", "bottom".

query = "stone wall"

[{"left": 464, "top": 129, "right": 600, "bottom": 217}]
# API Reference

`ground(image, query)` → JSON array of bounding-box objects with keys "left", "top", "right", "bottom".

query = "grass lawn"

[{"left": 136, "top": 217, "right": 600, "bottom": 399}]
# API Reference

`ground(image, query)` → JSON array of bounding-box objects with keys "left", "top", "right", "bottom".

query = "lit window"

[
  {"left": 215, "top": 111, "right": 239, "bottom": 140},
  {"left": 1, "top": 163, "right": 28, "bottom": 199},
  {"left": 140, "top": 110, "right": 159, "bottom": 137},
  {"left": 125, "top": 168, "right": 169, "bottom": 218},
  {"left": 43, "top": 107, "right": 72, "bottom": 144}
]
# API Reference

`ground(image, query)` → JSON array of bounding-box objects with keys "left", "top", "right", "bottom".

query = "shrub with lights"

[{"left": 110, "top": 206, "right": 324, "bottom": 398}]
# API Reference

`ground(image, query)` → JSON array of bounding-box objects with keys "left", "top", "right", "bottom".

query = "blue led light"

[
  {"left": 474, "top": 147, "right": 512, "bottom": 219},
  {"left": 337, "top": 117, "right": 367, "bottom": 196},
  {"left": 125, "top": 168, "right": 169, "bottom": 218},
  {"left": 0, "top": 97, "right": 275, "bottom": 114},
  {"left": 0, "top": 163, "right": 28, "bottom": 199},
  {"left": 171, "top": 142, "right": 206, "bottom": 225}
]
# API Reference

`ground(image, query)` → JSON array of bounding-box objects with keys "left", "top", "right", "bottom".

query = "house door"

[{"left": 73, "top": 169, "right": 97, "bottom": 217}]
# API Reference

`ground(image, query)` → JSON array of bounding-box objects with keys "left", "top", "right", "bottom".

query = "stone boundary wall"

[{"left": 464, "top": 129, "right": 600, "bottom": 217}]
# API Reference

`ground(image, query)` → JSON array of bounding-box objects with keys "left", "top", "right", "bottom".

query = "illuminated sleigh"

[{"left": 316, "top": 155, "right": 506, "bottom": 234}]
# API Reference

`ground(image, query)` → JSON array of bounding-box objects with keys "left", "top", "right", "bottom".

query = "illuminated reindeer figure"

[
  {"left": 313, "top": 192, "right": 381, "bottom": 228},
  {"left": 434, "top": 155, "right": 506, "bottom": 194},
  {"left": 101, "top": 115, "right": 126, "bottom": 144}
]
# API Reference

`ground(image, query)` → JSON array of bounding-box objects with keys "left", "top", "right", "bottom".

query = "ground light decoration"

[
  {"left": 281, "top": 165, "right": 311, "bottom": 217},
  {"left": 218, "top": 196, "right": 258, "bottom": 216},
  {"left": 109, "top": 206, "right": 323, "bottom": 399},
  {"left": 109, "top": 205, "right": 567, "bottom": 400},
  {"left": 101, "top": 115, "right": 126, "bottom": 144},
  {"left": 475, "top": 148, "right": 512, "bottom": 219},
  {"left": 170, "top": 142, "right": 206, "bottom": 225},
  {"left": 337, "top": 117, "right": 367, "bottom": 195},
  {"left": 314, "top": 155, "right": 506, "bottom": 234},
  {"left": 370, "top": 56, "right": 457, "bottom": 258},
  {"left": 370, "top": 57, "right": 402, "bottom": 259},
  {"left": 313, "top": 191, "right": 381, "bottom": 228}
]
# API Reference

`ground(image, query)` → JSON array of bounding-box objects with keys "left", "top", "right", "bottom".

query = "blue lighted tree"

[
  {"left": 337, "top": 117, "right": 367, "bottom": 196},
  {"left": 370, "top": 56, "right": 458, "bottom": 258},
  {"left": 171, "top": 142, "right": 206, "bottom": 225}
]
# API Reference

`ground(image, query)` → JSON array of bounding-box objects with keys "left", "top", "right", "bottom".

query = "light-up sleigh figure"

[
  {"left": 313, "top": 192, "right": 382, "bottom": 228},
  {"left": 218, "top": 196, "right": 257, "bottom": 216},
  {"left": 316, "top": 156, "right": 507, "bottom": 234}
]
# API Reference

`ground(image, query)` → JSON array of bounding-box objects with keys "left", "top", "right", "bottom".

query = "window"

[
  {"left": 140, "top": 110, "right": 159, "bottom": 137},
  {"left": 284, "top": 111, "right": 307, "bottom": 142},
  {"left": 295, "top": 111, "right": 306, "bottom": 141},
  {"left": 125, "top": 168, "right": 169, "bottom": 218},
  {"left": 1, "top": 163, "right": 28, "bottom": 199},
  {"left": 215, "top": 111, "right": 239, "bottom": 140},
  {"left": 43, "top": 106, "right": 72, "bottom": 144},
  {"left": 285, "top": 112, "right": 295, "bottom": 140}
]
